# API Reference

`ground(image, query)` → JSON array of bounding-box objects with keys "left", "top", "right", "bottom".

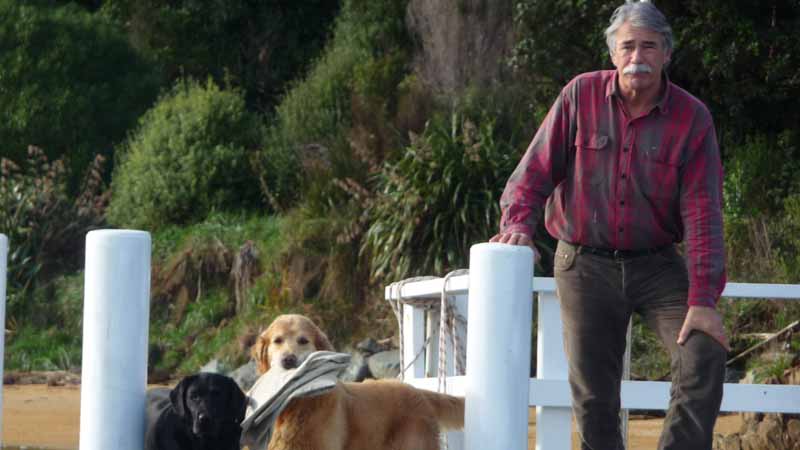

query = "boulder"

[
  {"left": 367, "top": 350, "right": 401, "bottom": 379},
  {"left": 339, "top": 350, "right": 372, "bottom": 382},
  {"left": 229, "top": 359, "right": 259, "bottom": 392}
]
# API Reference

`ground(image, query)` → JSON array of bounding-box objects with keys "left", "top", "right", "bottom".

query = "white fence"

[
  {"left": 385, "top": 243, "right": 800, "bottom": 450},
  {"left": 0, "top": 231, "right": 151, "bottom": 450}
]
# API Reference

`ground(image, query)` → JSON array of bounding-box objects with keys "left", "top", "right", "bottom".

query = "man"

[{"left": 490, "top": 1, "right": 729, "bottom": 449}]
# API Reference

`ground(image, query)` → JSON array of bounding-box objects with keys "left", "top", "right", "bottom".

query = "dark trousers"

[{"left": 553, "top": 241, "right": 727, "bottom": 450}]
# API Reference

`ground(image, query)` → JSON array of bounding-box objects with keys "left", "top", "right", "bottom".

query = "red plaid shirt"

[{"left": 500, "top": 70, "right": 725, "bottom": 307}]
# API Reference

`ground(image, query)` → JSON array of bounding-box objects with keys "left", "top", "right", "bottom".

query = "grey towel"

[{"left": 240, "top": 351, "right": 351, "bottom": 449}]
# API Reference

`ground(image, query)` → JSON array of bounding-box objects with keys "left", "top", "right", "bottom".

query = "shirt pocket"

[
  {"left": 637, "top": 144, "right": 681, "bottom": 202},
  {"left": 575, "top": 131, "right": 610, "bottom": 186}
]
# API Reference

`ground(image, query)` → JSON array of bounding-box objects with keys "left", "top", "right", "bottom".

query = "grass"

[
  {"left": 150, "top": 210, "right": 284, "bottom": 262},
  {"left": 4, "top": 325, "right": 81, "bottom": 372}
]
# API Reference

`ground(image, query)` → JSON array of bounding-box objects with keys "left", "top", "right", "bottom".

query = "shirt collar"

[{"left": 606, "top": 70, "right": 672, "bottom": 114}]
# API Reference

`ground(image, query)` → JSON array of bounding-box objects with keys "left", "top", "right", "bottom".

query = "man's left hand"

[{"left": 677, "top": 305, "right": 731, "bottom": 352}]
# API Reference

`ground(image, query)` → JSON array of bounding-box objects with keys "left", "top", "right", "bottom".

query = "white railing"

[
  {"left": 0, "top": 230, "right": 152, "bottom": 449},
  {"left": 385, "top": 243, "right": 800, "bottom": 450}
]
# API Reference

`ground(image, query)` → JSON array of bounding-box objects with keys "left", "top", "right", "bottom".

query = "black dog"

[{"left": 145, "top": 373, "right": 247, "bottom": 450}]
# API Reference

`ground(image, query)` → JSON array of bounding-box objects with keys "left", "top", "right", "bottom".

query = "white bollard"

[
  {"left": 79, "top": 230, "right": 151, "bottom": 450},
  {"left": 465, "top": 243, "right": 534, "bottom": 450},
  {"left": 0, "top": 233, "right": 7, "bottom": 444}
]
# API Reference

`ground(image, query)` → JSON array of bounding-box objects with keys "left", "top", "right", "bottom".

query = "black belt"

[{"left": 573, "top": 243, "right": 671, "bottom": 259}]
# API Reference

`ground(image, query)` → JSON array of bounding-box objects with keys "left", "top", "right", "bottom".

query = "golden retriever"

[{"left": 250, "top": 314, "right": 465, "bottom": 450}]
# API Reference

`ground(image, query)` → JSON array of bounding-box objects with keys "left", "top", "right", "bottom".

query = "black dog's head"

[{"left": 170, "top": 373, "right": 247, "bottom": 439}]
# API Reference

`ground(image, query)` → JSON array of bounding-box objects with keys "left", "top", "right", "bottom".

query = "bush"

[
  {"left": 0, "top": 0, "right": 159, "bottom": 190},
  {"left": 363, "top": 109, "right": 521, "bottom": 281},
  {"left": 255, "top": 0, "right": 412, "bottom": 211},
  {"left": 0, "top": 146, "right": 107, "bottom": 317},
  {"left": 107, "top": 79, "right": 264, "bottom": 230}
]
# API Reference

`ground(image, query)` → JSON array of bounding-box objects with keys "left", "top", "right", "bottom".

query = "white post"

[
  {"left": 79, "top": 230, "right": 151, "bottom": 450},
  {"left": 0, "top": 233, "right": 7, "bottom": 444},
  {"left": 536, "top": 291, "right": 572, "bottom": 450},
  {"left": 402, "top": 303, "right": 426, "bottom": 380},
  {"left": 465, "top": 243, "right": 533, "bottom": 450},
  {"left": 622, "top": 319, "right": 632, "bottom": 448},
  {"left": 445, "top": 294, "right": 468, "bottom": 450}
]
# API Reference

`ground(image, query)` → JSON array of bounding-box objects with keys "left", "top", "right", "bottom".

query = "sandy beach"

[{"left": 2, "top": 383, "right": 742, "bottom": 449}]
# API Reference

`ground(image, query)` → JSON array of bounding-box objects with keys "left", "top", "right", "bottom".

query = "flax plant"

[{"left": 363, "top": 111, "right": 518, "bottom": 282}]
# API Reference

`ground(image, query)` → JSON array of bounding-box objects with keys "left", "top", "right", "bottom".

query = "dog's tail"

[{"left": 422, "top": 390, "right": 465, "bottom": 430}]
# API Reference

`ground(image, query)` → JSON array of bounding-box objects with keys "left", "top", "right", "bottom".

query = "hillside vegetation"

[{"left": 1, "top": 0, "right": 799, "bottom": 382}]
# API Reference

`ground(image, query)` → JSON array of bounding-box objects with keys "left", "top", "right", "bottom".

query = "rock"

[
  {"left": 200, "top": 359, "right": 224, "bottom": 374},
  {"left": 714, "top": 432, "right": 742, "bottom": 450},
  {"left": 228, "top": 360, "right": 259, "bottom": 392},
  {"left": 367, "top": 350, "right": 401, "bottom": 379},
  {"left": 2, "top": 370, "right": 80, "bottom": 385},
  {"left": 787, "top": 419, "right": 800, "bottom": 444},
  {"left": 725, "top": 367, "right": 746, "bottom": 383},
  {"left": 339, "top": 351, "right": 372, "bottom": 382},
  {"left": 757, "top": 414, "right": 785, "bottom": 449},
  {"left": 741, "top": 412, "right": 764, "bottom": 429},
  {"left": 740, "top": 430, "right": 768, "bottom": 450},
  {"left": 356, "top": 338, "right": 383, "bottom": 356}
]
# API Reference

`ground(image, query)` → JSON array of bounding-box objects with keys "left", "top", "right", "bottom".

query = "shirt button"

[
  {"left": 620, "top": 200, "right": 625, "bottom": 205},
  {"left": 623, "top": 147, "right": 629, "bottom": 152},
  {"left": 621, "top": 174, "right": 627, "bottom": 179},
  {"left": 618, "top": 227, "right": 624, "bottom": 232}
]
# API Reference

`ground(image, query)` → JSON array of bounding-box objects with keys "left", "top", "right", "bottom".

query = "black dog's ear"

[
  {"left": 170, "top": 375, "right": 198, "bottom": 420},
  {"left": 226, "top": 378, "right": 248, "bottom": 423}
]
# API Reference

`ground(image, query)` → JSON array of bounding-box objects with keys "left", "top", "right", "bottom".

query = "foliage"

[
  {"left": 100, "top": 0, "right": 340, "bottom": 113},
  {"left": 512, "top": 1, "right": 800, "bottom": 146},
  {"left": 248, "top": 205, "right": 391, "bottom": 346},
  {"left": 0, "top": 0, "right": 159, "bottom": 189},
  {"left": 664, "top": 1, "right": 800, "bottom": 145},
  {"left": 4, "top": 273, "right": 84, "bottom": 371},
  {"left": 511, "top": 0, "right": 614, "bottom": 110},
  {"left": 0, "top": 147, "right": 107, "bottom": 318},
  {"left": 3, "top": 325, "right": 82, "bottom": 371},
  {"left": 363, "top": 108, "right": 521, "bottom": 281},
  {"left": 107, "top": 79, "right": 264, "bottom": 230},
  {"left": 255, "top": 0, "right": 412, "bottom": 211},
  {"left": 146, "top": 213, "right": 282, "bottom": 376}
]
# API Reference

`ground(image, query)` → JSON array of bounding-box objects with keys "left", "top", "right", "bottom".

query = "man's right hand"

[{"left": 489, "top": 232, "right": 541, "bottom": 264}]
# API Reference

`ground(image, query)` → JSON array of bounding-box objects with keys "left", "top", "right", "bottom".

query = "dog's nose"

[
  {"left": 282, "top": 354, "right": 299, "bottom": 369},
  {"left": 197, "top": 413, "right": 211, "bottom": 429}
]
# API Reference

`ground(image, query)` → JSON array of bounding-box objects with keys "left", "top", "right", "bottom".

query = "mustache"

[{"left": 623, "top": 63, "right": 653, "bottom": 75}]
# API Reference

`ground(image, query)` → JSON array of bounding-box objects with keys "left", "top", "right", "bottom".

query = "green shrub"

[
  {"left": 107, "top": 79, "right": 264, "bottom": 230},
  {"left": 255, "top": 0, "right": 411, "bottom": 211},
  {"left": 0, "top": 0, "right": 159, "bottom": 190}
]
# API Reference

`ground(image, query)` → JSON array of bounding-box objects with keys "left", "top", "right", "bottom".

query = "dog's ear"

[
  {"left": 170, "top": 375, "right": 197, "bottom": 421},
  {"left": 312, "top": 325, "right": 334, "bottom": 352},
  {"left": 251, "top": 334, "right": 270, "bottom": 374},
  {"left": 226, "top": 378, "right": 248, "bottom": 423}
]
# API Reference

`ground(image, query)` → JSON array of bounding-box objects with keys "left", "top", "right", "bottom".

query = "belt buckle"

[{"left": 612, "top": 249, "right": 621, "bottom": 259}]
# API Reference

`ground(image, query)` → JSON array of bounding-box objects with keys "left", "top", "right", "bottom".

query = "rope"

[
  {"left": 437, "top": 269, "right": 469, "bottom": 394},
  {"left": 387, "top": 276, "right": 437, "bottom": 381},
  {"left": 387, "top": 270, "right": 469, "bottom": 450}
]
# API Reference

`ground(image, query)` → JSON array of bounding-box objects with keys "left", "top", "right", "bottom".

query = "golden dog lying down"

[{"left": 251, "top": 314, "right": 465, "bottom": 450}]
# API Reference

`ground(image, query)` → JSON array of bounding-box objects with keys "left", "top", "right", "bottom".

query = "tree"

[{"left": 0, "top": 0, "right": 159, "bottom": 189}]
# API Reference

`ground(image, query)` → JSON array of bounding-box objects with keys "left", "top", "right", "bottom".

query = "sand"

[{"left": 2, "top": 384, "right": 742, "bottom": 449}]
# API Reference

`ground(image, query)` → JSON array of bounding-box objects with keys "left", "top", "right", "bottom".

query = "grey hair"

[{"left": 605, "top": 1, "right": 674, "bottom": 57}]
